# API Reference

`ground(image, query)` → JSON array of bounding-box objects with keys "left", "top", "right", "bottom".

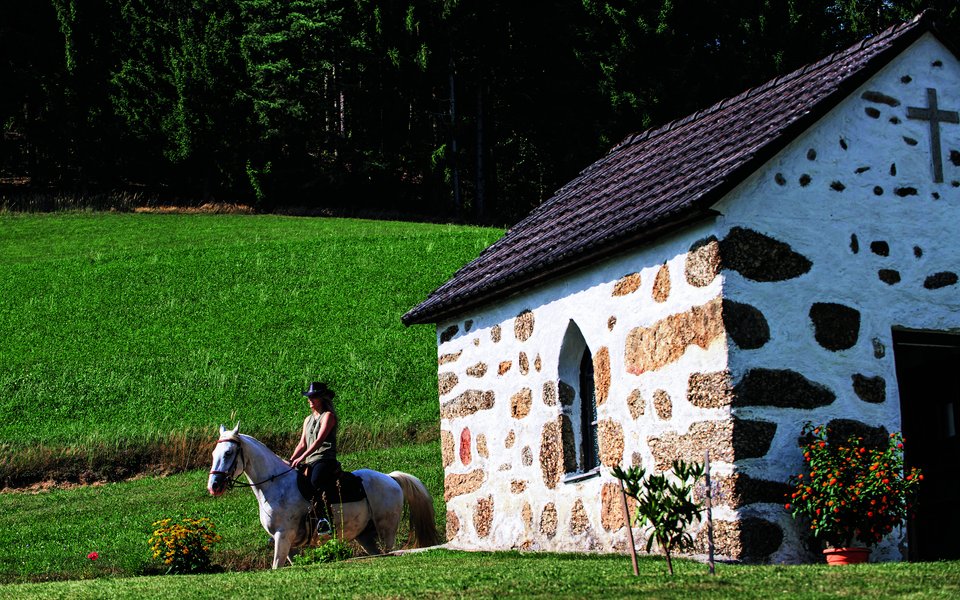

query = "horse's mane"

[{"left": 236, "top": 433, "right": 287, "bottom": 467}]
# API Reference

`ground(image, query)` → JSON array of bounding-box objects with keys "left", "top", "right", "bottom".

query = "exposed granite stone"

[
  {"left": 721, "top": 227, "right": 812, "bottom": 282},
  {"left": 534, "top": 354, "right": 542, "bottom": 372},
  {"left": 861, "top": 90, "right": 900, "bottom": 106},
  {"left": 474, "top": 496, "right": 494, "bottom": 538},
  {"left": 511, "top": 480, "right": 527, "bottom": 494},
  {"left": 466, "top": 362, "right": 488, "bottom": 378},
  {"left": 924, "top": 272, "right": 959, "bottom": 289},
  {"left": 559, "top": 381, "right": 575, "bottom": 406},
  {"left": 824, "top": 419, "right": 889, "bottom": 450},
  {"left": 505, "top": 430, "right": 516, "bottom": 448},
  {"left": 438, "top": 372, "right": 458, "bottom": 396},
  {"left": 446, "top": 510, "right": 460, "bottom": 540},
  {"left": 852, "top": 374, "right": 886, "bottom": 404},
  {"left": 809, "top": 302, "right": 861, "bottom": 351},
  {"left": 879, "top": 269, "right": 901, "bottom": 285},
  {"left": 540, "top": 418, "right": 564, "bottom": 489},
  {"left": 626, "top": 389, "right": 645, "bottom": 419},
  {"left": 695, "top": 473, "right": 793, "bottom": 508},
  {"left": 722, "top": 299, "right": 770, "bottom": 349},
  {"left": 543, "top": 381, "right": 558, "bottom": 406},
  {"left": 648, "top": 419, "right": 776, "bottom": 471},
  {"left": 870, "top": 240, "right": 889, "bottom": 256},
  {"left": 522, "top": 446, "right": 533, "bottom": 466},
  {"left": 625, "top": 297, "right": 724, "bottom": 375},
  {"left": 685, "top": 236, "right": 721, "bottom": 287},
  {"left": 439, "top": 351, "right": 462, "bottom": 365},
  {"left": 460, "top": 428, "right": 472, "bottom": 465},
  {"left": 594, "top": 346, "right": 611, "bottom": 405},
  {"left": 872, "top": 337, "right": 886, "bottom": 358},
  {"left": 491, "top": 325, "right": 502, "bottom": 343},
  {"left": 653, "top": 390, "right": 672, "bottom": 420},
  {"left": 498, "top": 361, "right": 512, "bottom": 375},
  {"left": 444, "top": 469, "right": 485, "bottom": 500},
  {"left": 601, "top": 482, "right": 638, "bottom": 531},
  {"left": 612, "top": 272, "right": 642, "bottom": 296},
  {"left": 477, "top": 433, "right": 489, "bottom": 458},
  {"left": 688, "top": 371, "right": 734, "bottom": 408},
  {"left": 653, "top": 263, "right": 671, "bottom": 303},
  {"left": 440, "top": 325, "right": 459, "bottom": 343},
  {"left": 733, "top": 368, "right": 835, "bottom": 408},
  {"left": 441, "top": 430, "right": 455, "bottom": 468},
  {"left": 522, "top": 502, "right": 533, "bottom": 529},
  {"left": 570, "top": 499, "right": 590, "bottom": 535},
  {"left": 608, "top": 316, "right": 617, "bottom": 331},
  {"left": 440, "top": 390, "right": 496, "bottom": 419},
  {"left": 695, "top": 518, "right": 783, "bottom": 562},
  {"left": 511, "top": 388, "right": 533, "bottom": 419},
  {"left": 598, "top": 419, "right": 625, "bottom": 467},
  {"left": 498, "top": 463, "right": 512, "bottom": 471},
  {"left": 540, "top": 503, "right": 558, "bottom": 538},
  {"left": 519, "top": 352, "right": 530, "bottom": 375},
  {"left": 514, "top": 310, "right": 535, "bottom": 342}
]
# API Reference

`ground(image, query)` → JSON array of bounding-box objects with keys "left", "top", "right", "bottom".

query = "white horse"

[{"left": 207, "top": 424, "right": 440, "bottom": 568}]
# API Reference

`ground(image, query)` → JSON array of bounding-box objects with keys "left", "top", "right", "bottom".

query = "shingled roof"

[{"left": 403, "top": 11, "right": 951, "bottom": 326}]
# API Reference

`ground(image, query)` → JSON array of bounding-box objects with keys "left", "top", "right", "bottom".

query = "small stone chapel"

[{"left": 403, "top": 12, "right": 960, "bottom": 563}]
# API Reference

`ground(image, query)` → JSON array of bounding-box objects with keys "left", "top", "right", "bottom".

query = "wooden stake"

[
  {"left": 705, "top": 449, "right": 715, "bottom": 575},
  {"left": 619, "top": 478, "right": 639, "bottom": 576}
]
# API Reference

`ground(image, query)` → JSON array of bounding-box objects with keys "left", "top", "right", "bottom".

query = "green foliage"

[
  {"left": 612, "top": 459, "right": 704, "bottom": 575},
  {"left": 0, "top": 213, "right": 501, "bottom": 456},
  {"left": 785, "top": 423, "right": 922, "bottom": 549},
  {"left": 292, "top": 538, "right": 353, "bottom": 565},
  {"left": 0, "top": 441, "right": 445, "bottom": 583},
  {"left": 148, "top": 517, "right": 222, "bottom": 574}
]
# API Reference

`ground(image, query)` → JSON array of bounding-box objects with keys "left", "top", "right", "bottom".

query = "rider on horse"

[{"left": 289, "top": 381, "right": 340, "bottom": 535}]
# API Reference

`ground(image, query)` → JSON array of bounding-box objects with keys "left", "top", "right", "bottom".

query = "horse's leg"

[
  {"left": 353, "top": 519, "right": 383, "bottom": 555},
  {"left": 272, "top": 530, "right": 296, "bottom": 569}
]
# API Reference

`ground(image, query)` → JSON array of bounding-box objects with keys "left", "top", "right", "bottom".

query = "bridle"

[{"left": 210, "top": 437, "right": 295, "bottom": 490}]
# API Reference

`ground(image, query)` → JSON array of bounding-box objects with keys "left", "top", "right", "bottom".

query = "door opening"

[{"left": 893, "top": 329, "right": 960, "bottom": 561}]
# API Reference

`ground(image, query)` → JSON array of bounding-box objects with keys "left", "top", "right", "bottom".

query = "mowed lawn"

[
  {"left": 2, "top": 549, "right": 959, "bottom": 599},
  {"left": 0, "top": 212, "right": 502, "bottom": 452}
]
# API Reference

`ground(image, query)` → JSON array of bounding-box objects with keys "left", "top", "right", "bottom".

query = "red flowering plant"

[{"left": 785, "top": 423, "right": 922, "bottom": 549}]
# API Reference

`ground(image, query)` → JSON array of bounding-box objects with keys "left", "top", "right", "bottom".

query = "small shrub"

[
  {"left": 148, "top": 517, "right": 222, "bottom": 574},
  {"left": 785, "top": 423, "right": 922, "bottom": 549},
  {"left": 292, "top": 538, "right": 353, "bottom": 565},
  {"left": 612, "top": 459, "right": 704, "bottom": 575}
]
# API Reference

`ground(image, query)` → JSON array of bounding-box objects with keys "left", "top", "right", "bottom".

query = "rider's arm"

[{"left": 289, "top": 418, "right": 309, "bottom": 464}]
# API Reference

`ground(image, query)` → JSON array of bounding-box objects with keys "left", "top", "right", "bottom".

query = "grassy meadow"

[{"left": 0, "top": 212, "right": 502, "bottom": 483}]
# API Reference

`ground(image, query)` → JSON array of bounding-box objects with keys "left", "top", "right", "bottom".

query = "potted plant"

[{"left": 784, "top": 423, "right": 922, "bottom": 564}]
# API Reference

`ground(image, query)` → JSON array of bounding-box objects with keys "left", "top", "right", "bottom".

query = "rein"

[{"left": 210, "top": 438, "right": 295, "bottom": 490}]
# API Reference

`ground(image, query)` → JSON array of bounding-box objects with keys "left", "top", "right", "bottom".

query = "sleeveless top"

[{"left": 302, "top": 411, "right": 337, "bottom": 465}]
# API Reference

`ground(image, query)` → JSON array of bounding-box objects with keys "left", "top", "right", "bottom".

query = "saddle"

[{"left": 296, "top": 466, "right": 367, "bottom": 507}]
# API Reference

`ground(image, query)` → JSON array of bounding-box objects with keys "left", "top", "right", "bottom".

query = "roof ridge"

[{"left": 610, "top": 14, "right": 929, "bottom": 155}]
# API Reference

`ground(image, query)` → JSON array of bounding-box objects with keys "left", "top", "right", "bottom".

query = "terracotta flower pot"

[{"left": 823, "top": 547, "right": 870, "bottom": 565}]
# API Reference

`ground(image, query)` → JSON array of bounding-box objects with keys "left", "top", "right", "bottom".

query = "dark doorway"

[{"left": 893, "top": 329, "right": 960, "bottom": 561}]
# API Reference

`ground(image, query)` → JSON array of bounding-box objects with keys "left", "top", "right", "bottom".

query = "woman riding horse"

[{"left": 289, "top": 381, "right": 339, "bottom": 535}]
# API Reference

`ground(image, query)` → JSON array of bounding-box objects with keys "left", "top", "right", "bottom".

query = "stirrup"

[{"left": 316, "top": 518, "right": 332, "bottom": 536}]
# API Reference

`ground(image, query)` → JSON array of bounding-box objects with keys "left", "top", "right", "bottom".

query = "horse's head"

[{"left": 208, "top": 423, "right": 244, "bottom": 496}]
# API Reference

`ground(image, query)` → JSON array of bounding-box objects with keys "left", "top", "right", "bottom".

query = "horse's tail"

[{"left": 389, "top": 471, "right": 440, "bottom": 548}]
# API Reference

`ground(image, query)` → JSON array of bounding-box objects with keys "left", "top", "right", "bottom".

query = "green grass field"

[{"left": 0, "top": 212, "right": 502, "bottom": 482}]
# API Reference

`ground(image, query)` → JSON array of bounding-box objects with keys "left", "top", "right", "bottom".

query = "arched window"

[{"left": 558, "top": 319, "right": 601, "bottom": 480}]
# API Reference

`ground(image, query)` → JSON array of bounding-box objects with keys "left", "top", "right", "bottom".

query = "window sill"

[{"left": 563, "top": 468, "right": 601, "bottom": 484}]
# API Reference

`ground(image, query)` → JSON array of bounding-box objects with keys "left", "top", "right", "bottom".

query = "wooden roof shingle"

[{"left": 403, "top": 12, "right": 949, "bottom": 326}]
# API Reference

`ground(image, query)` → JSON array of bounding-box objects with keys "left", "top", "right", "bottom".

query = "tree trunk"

[{"left": 474, "top": 84, "right": 485, "bottom": 221}]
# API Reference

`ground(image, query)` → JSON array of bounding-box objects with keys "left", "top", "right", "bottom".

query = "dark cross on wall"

[{"left": 906, "top": 88, "right": 959, "bottom": 183}]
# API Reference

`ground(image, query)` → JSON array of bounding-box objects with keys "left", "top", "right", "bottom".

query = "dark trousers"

[{"left": 307, "top": 459, "right": 341, "bottom": 512}]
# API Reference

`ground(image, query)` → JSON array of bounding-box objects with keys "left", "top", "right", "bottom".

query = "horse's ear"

[
  {"left": 219, "top": 424, "right": 226, "bottom": 436},
  {"left": 231, "top": 421, "right": 240, "bottom": 435}
]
